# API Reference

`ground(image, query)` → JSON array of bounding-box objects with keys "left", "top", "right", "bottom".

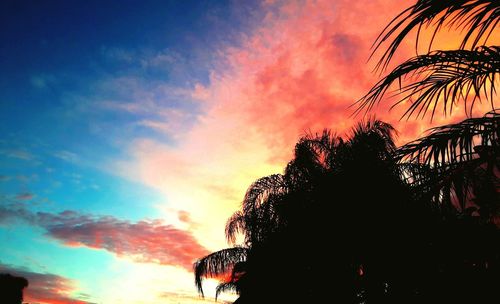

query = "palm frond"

[
  {"left": 396, "top": 110, "right": 499, "bottom": 165},
  {"left": 194, "top": 247, "right": 248, "bottom": 296},
  {"left": 358, "top": 46, "right": 500, "bottom": 119},
  {"left": 242, "top": 174, "right": 286, "bottom": 216},
  {"left": 373, "top": 0, "right": 500, "bottom": 70},
  {"left": 300, "top": 129, "right": 343, "bottom": 170},
  {"left": 396, "top": 111, "right": 499, "bottom": 216},
  {"left": 350, "top": 118, "right": 398, "bottom": 154},
  {"left": 225, "top": 210, "right": 246, "bottom": 245},
  {"left": 215, "top": 282, "right": 238, "bottom": 301},
  {"left": 405, "top": 157, "right": 498, "bottom": 215}
]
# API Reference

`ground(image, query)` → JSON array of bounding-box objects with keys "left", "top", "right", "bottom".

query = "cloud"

[
  {"left": 53, "top": 150, "right": 80, "bottom": 163},
  {"left": 0, "top": 206, "right": 32, "bottom": 224},
  {"left": 2, "top": 149, "right": 34, "bottom": 161},
  {"left": 0, "top": 175, "right": 11, "bottom": 181},
  {"left": 177, "top": 210, "right": 192, "bottom": 224},
  {"left": 108, "top": 0, "right": 408, "bottom": 249},
  {"left": 0, "top": 207, "right": 208, "bottom": 271},
  {"left": 15, "top": 192, "right": 35, "bottom": 200},
  {"left": 160, "top": 291, "right": 221, "bottom": 303},
  {"left": 0, "top": 263, "right": 92, "bottom": 304}
]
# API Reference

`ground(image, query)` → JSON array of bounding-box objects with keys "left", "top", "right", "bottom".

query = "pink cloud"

[
  {"left": 15, "top": 192, "right": 34, "bottom": 200},
  {"left": 0, "top": 263, "right": 91, "bottom": 304},
  {"left": 43, "top": 214, "right": 209, "bottom": 270},
  {"left": 0, "top": 207, "right": 208, "bottom": 270}
]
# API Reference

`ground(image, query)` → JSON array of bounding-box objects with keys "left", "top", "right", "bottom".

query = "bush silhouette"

[{"left": 0, "top": 273, "right": 28, "bottom": 304}]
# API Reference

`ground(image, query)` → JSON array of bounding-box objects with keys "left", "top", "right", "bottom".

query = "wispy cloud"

[
  {"left": 0, "top": 175, "right": 11, "bottom": 182},
  {"left": 0, "top": 206, "right": 208, "bottom": 270},
  {"left": 0, "top": 263, "right": 92, "bottom": 304},
  {"left": 53, "top": 150, "right": 80, "bottom": 163},
  {"left": 15, "top": 192, "right": 34, "bottom": 201},
  {"left": 160, "top": 291, "right": 221, "bottom": 303},
  {"left": 2, "top": 149, "right": 35, "bottom": 161}
]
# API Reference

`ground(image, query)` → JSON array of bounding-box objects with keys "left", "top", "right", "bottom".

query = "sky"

[{"left": 0, "top": 0, "right": 496, "bottom": 303}]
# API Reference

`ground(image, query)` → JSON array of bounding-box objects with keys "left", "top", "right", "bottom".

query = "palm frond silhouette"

[
  {"left": 358, "top": 46, "right": 500, "bottom": 119},
  {"left": 195, "top": 120, "right": 421, "bottom": 303},
  {"left": 358, "top": 0, "right": 499, "bottom": 119},
  {"left": 372, "top": 0, "right": 500, "bottom": 70},
  {"left": 397, "top": 111, "right": 499, "bottom": 219},
  {"left": 194, "top": 247, "right": 247, "bottom": 297}
]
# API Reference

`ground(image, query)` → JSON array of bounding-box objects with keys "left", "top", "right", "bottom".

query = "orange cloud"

[
  {"left": 42, "top": 213, "right": 210, "bottom": 270},
  {"left": 0, "top": 207, "right": 209, "bottom": 271}
]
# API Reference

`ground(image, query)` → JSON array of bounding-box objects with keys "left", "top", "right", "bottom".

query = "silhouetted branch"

[
  {"left": 358, "top": 46, "right": 500, "bottom": 119},
  {"left": 372, "top": 0, "right": 500, "bottom": 70},
  {"left": 194, "top": 247, "right": 248, "bottom": 296}
]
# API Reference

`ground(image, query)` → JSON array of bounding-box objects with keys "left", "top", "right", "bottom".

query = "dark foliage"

[
  {"left": 194, "top": 120, "right": 500, "bottom": 303},
  {"left": 0, "top": 273, "right": 28, "bottom": 304}
]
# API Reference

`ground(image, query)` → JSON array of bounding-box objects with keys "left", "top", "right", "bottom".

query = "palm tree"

[
  {"left": 352, "top": 1, "right": 500, "bottom": 302},
  {"left": 356, "top": 0, "right": 499, "bottom": 220},
  {"left": 195, "top": 120, "right": 417, "bottom": 303},
  {"left": 396, "top": 111, "right": 499, "bottom": 218},
  {"left": 194, "top": 174, "right": 286, "bottom": 299}
]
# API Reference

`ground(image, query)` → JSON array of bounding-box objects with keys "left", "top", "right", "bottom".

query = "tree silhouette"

[
  {"left": 356, "top": 0, "right": 499, "bottom": 222},
  {"left": 353, "top": 0, "right": 500, "bottom": 302},
  {"left": 0, "top": 273, "right": 28, "bottom": 304},
  {"left": 195, "top": 119, "right": 500, "bottom": 303},
  {"left": 396, "top": 111, "right": 499, "bottom": 219},
  {"left": 195, "top": 120, "right": 424, "bottom": 303}
]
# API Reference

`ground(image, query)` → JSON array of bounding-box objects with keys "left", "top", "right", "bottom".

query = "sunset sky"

[{"left": 0, "top": 0, "right": 493, "bottom": 303}]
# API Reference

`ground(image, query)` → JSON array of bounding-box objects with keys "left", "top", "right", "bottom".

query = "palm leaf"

[
  {"left": 396, "top": 111, "right": 499, "bottom": 215},
  {"left": 349, "top": 119, "right": 398, "bottom": 155},
  {"left": 194, "top": 247, "right": 248, "bottom": 296},
  {"left": 372, "top": 0, "right": 500, "bottom": 70},
  {"left": 299, "top": 129, "right": 344, "bottom": 171},
  {"left": 242, "top": 174, "right": 286, "bottom": 217},
  {"left": 396, "top": 111, "right": 499, "bottom": 165},
  {"left": 357, "top": 46, "right": 500, "bottom": 119},
  {"left": 215, "top": 281, "right": 238, "bottom": 301},
  {"left": 225, "top": 210, "right": 246, "bottom": 245}
]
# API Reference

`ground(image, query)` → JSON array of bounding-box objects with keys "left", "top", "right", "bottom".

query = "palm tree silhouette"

[
  {"left": 396, "top": 111, "right": 499, "bottom": 219},
  {"left": 356, "top": 0, "right": 499, "bottom": 222},
  {"left": 195, "top": 120, "right": 500, "bottom": 303},
  {"left": 353, "top": 1, "right": 500, "bottom": 302},
  {"left": 195, "top": 120, "right": 422, "bottom": 303}
]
